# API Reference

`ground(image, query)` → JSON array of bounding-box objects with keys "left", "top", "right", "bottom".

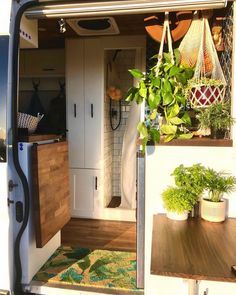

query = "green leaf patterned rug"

[{"left": 33, "top": 246, "right": 139, "bottom": 292}]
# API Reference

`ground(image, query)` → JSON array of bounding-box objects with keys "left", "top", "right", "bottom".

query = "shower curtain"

[{"left": 120, "top": 100, "right": 141, "bottom": 209}]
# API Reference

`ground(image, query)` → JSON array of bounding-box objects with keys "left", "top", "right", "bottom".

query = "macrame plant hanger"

[{"left": 155, "top": 12, "right": 174, "bottom": 77}]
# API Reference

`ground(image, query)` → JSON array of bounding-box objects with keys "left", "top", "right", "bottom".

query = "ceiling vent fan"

[{"left": 67, "top": 17, "right": 120, "bottom": 36}]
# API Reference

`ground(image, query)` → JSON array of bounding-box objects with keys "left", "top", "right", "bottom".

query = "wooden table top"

[{"left": 151, "top": 214, "right": 236, "bottom": 282}]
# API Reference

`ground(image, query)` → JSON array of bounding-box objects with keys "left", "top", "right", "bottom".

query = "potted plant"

[
  {"left": 161, "top": 163, "right": 205, "bottom": 220},
  {"left": 201, "top": 168, "right": 236, "bottom": 222},
  {"left": 162, "top": 187, "right": 199, "bottom": 220},
  {"left": 126, "top": 49, "right": 194, "bottom": 151},
  {"left": 185, "top": 78, "right": 226, "bottom": 108},
  {"left": 195, "top": 101, "right": 235, "bottom": 139}
]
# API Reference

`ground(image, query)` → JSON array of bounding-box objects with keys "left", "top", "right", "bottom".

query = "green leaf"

[
  {"left": 163, "top": 79, "right": 172, "bottom": 92},
  {"left": 126, "top": 87, "right": 138, "bottom": 102},
  {"left": 176, "top": 94, "right": 186, "bottom": 106},
  {"left": 164, "top": 63, "right": 173, "bottom": 72},
  {"left": 150, "top": 128, "right": 160, "bottom": 142},
  {"left": 168, "top": 103, "right": 180, "bottom": 118},
  {"left": 163, "top": 52, "right": 172, "bottom": 63},
  {"left": 164, "top": 134, "right": 176, "bottom": 142},
  {"left": 161, "top": 124, "right": 177, "bottom": 135},
  {"left": 139, "top": 81, "right": 147, "bottom": 98},
  {"left": 169, "top": 66, "right": 182, "bottom": 77},
  {"left": 141, "top": 137, "right": 148, "bottom": 154},
  {"left": 150, "top": 109, "right": 157, "bottom": 120},
  {"left": 137, "top": 122, "right": 148, "bottom": 138},
  {"left": 184, "top": 68, "right": 194, "bottom": 79},
  {"left": 176, "top": 73, "right": 187, "bottom": 85},
  {"left": 163, "top": 92, "right": 173, "bottom": 106},
  {"left": 149, "top": 93, "right": 161, "bottom": 110},
  {"left": 181, "top": 112, "right": 192, "bottom": 125},
  {"left": 152, "top": 77, "right": 161, "bottom": 87},
  {"left": 169, "top": 117, "right": 184, "bottom": 125},
  {"left": 178, "top": 133, "right": 193, "bottom": 139},
  {"left": 78, "top": 256, "right": 91, "bottom": 273},
  {"left": 128, "top": 69, "right": 144, "bottom": 78},
  {"left": 174, "top": 49, "right": 181, "bottom": 66}
]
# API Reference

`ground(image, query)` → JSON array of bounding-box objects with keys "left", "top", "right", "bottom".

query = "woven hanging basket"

[
  {"left": 188, "top": 84, "right": 226, "bottom": 108},
  {"left": 179, "top": 13, "right": 226, "bottom": 108},
  {"left": 17, "top": 112, "right": 44, "bottom": 134}
]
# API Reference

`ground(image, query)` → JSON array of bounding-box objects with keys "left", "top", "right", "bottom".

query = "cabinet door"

[
  {"left": 84, "top": 39, "right": 103, "bottom": 169},
  {"left": 21, "top": 49, "right": 65, "bottom": 77},
  {"left": 66, "top": 39, "right": 85, "bottom": 168},
  {"left": 70, "top": 168, "right": 100, "bottom": 218},
  {"left": 199, "top": 281, "right": 236, "bottom": 295}
]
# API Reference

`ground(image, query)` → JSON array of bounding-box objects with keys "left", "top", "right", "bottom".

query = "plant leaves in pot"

[
  {"left": 162, "top": 186, "right": 199, "bottom": 220},
  {"left": 195, "top": 101, "right": 235, "bottom": 139},
  {"left": 201, "top": 168, "right": 236, "bottom": 222}
]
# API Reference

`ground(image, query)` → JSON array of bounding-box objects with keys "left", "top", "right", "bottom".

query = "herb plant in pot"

[
  {"left": 161, "top": 164, "right": 205, "bottom": 220},
  {"left": 201, "top": 168, "right": 236, "bottom": 222},
  {"left": 195, "top": 102, "right": 235, "bottom": 139},
  {"left": 162, "top": 187, "right": 199, "bottom": 220}
]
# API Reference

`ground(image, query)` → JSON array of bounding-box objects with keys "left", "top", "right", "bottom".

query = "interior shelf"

[
  {"left": 151, "top": 214, "right": 236, "bottom": 282},
  {"left": 137, "top": 137, "right": 233, "bottom": 147}
]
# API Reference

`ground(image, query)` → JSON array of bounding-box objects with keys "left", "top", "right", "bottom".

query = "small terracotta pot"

[
  {"left": 166, "top": 211, "right": 188, "bottom": 221},
  {"left": 201, "top": 198, "right": 226, "bottom": 222}
]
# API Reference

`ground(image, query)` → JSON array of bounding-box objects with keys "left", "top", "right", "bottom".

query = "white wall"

[
  {"left": 0, "top": 0, "right": 11, "bottom": 35},
  {"left": 0, "top": 164, "right": 12, "bottom": 291},
  {"left": 145, "top": 146, "right": 236, "bottom": 295}
]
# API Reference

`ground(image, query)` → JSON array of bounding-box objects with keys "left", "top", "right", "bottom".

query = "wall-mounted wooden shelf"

[
  {"left": 151, "top": 214, "right": 236, "bottom": 282},
  {"left": 137, "top": 137, "right": 233, "bottom": 147}
]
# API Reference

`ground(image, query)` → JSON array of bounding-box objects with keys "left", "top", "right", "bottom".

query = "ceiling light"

[{"left": 26, "top": 0, "right": 228, "bottom": 19}]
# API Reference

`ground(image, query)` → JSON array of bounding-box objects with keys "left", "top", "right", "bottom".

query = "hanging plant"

[
  {"left": 126, "top": 13, "right": 194, "bottom": 152},
  {"left": 126, "top": 51, "right": 194, "bottom": 151}
]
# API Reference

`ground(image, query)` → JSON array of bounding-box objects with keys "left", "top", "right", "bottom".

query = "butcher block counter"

[
  {"left": 32, "top": 140, "right": 70, "bottom": 248},
  {"left": 151, "top": 214, "right": 236, "bottom": 282}
]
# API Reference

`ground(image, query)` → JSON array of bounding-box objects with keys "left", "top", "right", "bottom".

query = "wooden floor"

[{"left": 61, "top": 218, "right": 136, "bottom": 252}]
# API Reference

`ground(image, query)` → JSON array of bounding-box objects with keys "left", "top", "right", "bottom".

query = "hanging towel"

[{"left": 120, "top": 101, "right": 141, "bottom": 209}]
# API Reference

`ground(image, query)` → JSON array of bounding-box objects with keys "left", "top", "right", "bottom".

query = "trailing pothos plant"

[{"left": 126, "top": 49, "right": 194, "bottom": 151}]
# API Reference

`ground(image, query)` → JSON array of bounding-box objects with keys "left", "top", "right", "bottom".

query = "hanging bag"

[{"left": 179, "top": 12, "right": 226, "bottom": 108}]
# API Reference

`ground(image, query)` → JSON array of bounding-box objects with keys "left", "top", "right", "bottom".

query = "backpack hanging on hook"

[{"left": 27, "top": 79, "right": 45, "bottom": 117}]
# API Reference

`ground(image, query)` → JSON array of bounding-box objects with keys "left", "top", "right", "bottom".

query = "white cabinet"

[
  {"left": 66, "top": 38, "right": 103, "bottom": 217},
  {"left": 20, "top": 49, "right": 65, "bottom": 77},
  {"left": 70, "top": 169, "right": 101, "bottom": 218},
  {"left": 198, "top": 280, "right": 236, "bottom": 295},
  {"left": 66, "top": 38, "right": 103, "bottom": 170}
]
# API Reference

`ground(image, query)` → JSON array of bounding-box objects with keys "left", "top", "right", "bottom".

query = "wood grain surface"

[
  {"left": 151, "top": 214, "right": 236, "bottom": 282},
  {"left": 137, "top": 137, "right": 233, "bottom": 147},
  {"left": 61, "top": 218, "right": 136, "bottom": 252},
  {"left": 18, "top": 133, "right": 62, "bottom": 142},
  {"left": 32, "top": 141, "right": 70, "bottom": 248}
]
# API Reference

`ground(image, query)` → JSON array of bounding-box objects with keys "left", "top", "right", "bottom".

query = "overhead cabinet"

[{"left": 20, "top": 48, "right": 65, "bottom": 77}]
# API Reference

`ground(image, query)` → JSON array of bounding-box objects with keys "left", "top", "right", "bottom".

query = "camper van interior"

[{"left": 14, "top": 1, "right": 236, "bottom": 294}]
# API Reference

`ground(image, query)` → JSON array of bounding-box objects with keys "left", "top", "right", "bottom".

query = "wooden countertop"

[
  {"left": 18, "top": 133, "right": 62, "bottom": 142},
  {"left": 151, "top": 214, "right": 236, "bottom": 282}
]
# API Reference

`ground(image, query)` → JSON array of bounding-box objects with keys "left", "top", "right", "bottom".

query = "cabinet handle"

[
  {"left": 95, "top": 176, "right": 98, "bottom": 190},
  {"left": 74, "top": 104, "right": 77, "bottom": 118},
  {"left": 91, "top": 104, "right": 94, "bottom": 118}
]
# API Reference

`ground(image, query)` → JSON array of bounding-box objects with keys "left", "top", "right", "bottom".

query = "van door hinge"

[{"left": 8, "top": 180, "right": 18, "bottom": 192}]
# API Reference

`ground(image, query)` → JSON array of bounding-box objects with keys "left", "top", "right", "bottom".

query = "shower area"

[{"left": 104, "top": 49, "right": 139, "bottom": 216}]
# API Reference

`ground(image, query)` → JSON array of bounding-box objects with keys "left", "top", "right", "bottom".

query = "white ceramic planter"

[
  {"left": 201, "top": 198, "right": 226, "bottom": 222},
  {"left": 166, "top": 211, "right": 188, "bottom": 221}
]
